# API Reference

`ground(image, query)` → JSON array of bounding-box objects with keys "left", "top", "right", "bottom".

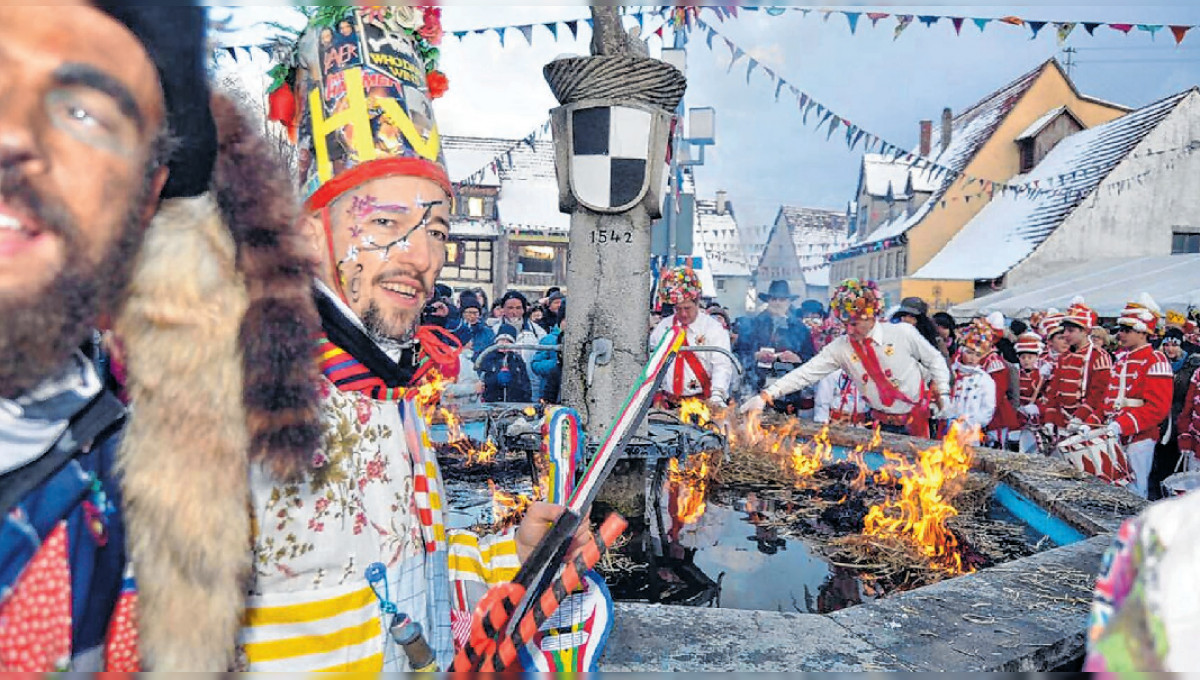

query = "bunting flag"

[
  {"left": 1055, "top": 22, "right": 1076, "bottom": 45},
  {"left": 496, "top": 26, "right": 506, "bottom": 47},
  {"left": 517, "top": 24, "right": 534, "bottom": 45},
  {"left": 1028, "top": 21, "right": 1047, "bottom": 39},
  {"left": 951, "top": 17, "right": 965, "bottom": 35},
  {"left": 1137, "top": 24, "right": 1163, "bottom": 40},
  {"left": 456, "top": 118, "right": 553, "bottom": 188},
  {"left": 894, "top": 15, "right": 913, "bottom": 39},
  {"left": 1084, "top": 22, "right": 1102, "bottom": 35},
  {"left": 918, "top": 15, "right": 940, "bottom": 28},
  {"left": 545, "top": 22, "right": 558, "bottom": 40},
  {"left": 687, "top": 16, "right": 1200, "bottom": 203},
  {"left": 845, "top": 11, "right": 861, "bottom": 34},
  {"left": 1109, "top": 23, "right": 1134, "bottom": 34},
  {"left": 1171, "top": 25, "right": 1192, "bottom": 44},
  {"left": 565, "top": 20, "right": 578, "bottom": 39},
  {"left": 867, "top": 12, "right": 889, "bottom": 27},
  {"left": 973, "top": 17, "right": 991, "bottom": 32},
  {"left": 999, "top": 16, "right": 1025, "bottom": 26}
]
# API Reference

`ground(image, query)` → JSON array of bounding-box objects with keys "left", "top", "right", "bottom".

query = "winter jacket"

[
  {"left": 480, "top": 349, "right": 533, "bottom": 403},
  {"left": 531, "top": 328, "right": 563, "bottom": 404},
  {"left": 946, "top": 363, "right": 997, "bottom": 431},
  {"left": 735, "top": 311, "right": 816, "bottom": 391},
  {"left": 454, "top": 321, "right": 495, "bottom": 351}
]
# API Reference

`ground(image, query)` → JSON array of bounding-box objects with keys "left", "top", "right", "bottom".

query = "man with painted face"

[
  {"left": 742, "top": 279, "right": 950, "bottom": 438},
  {"left": 251, "top": 7, "right": 580, "bottom": 671}
]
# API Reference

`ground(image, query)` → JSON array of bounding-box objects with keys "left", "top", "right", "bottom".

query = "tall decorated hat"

[
  {"left": 830, "top": 278, "right": 883, "bottom": 322},
  {"left": 959, "top": 318, "right": 995, "bottom": 355},
  {"left": 657, "top": 265, "right": 703, "bottom": 307},
  {"left": 266, "top": 6, "right": 451, "bottom": 210},
  {"left": 1118, "top": 293, "right": 1161, "bottom": 335},
  {"left": 1015, "top": 331, "right": 1045, "bottom": 355},
  {"left": 1063, "top": 296, "right": 1098, "bottom": 330}
]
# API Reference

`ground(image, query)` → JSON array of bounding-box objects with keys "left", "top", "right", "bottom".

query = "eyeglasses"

[{"left": 1164, "top": 338, "right": 1182, "bottom": 346}]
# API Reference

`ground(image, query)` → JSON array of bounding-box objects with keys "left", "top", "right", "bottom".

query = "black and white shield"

[{"left": 570, "top": 105, "right": 653, "bottom": 212}]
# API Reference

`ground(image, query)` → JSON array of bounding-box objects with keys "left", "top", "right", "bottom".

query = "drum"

[
  {"left": 1055, "top": 427, "right": 1133, "bottom": 487},
  {"left": 1162, "top": 471, "right": 1200, "bottom": 497}
]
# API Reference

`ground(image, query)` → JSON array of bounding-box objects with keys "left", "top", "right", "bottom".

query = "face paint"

[
  {"left": 351, "top": 194, "right": 411, "bottom": 222},
  {"left": 356, "top": 200, "right": 443, "bottom": 263}
]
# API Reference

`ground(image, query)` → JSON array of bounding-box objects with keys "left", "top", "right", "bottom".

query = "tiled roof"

[
  {"left": 781, "top": 206, "right": 851, "bottom": 269},
  {"left": 443, "top": 135, "right": 567, "bottom": 233},
  {"left": 913, "top": 89, "right": 1195, "bottom": 281}
]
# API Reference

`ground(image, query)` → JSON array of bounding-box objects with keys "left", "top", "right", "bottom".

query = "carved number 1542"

[{"left": 592, "top": 230, "right": 633, "bottom": 244}]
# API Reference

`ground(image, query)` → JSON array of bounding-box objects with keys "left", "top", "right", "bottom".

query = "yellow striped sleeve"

[
  {"left": 244, "top": 586, "right": 375, "bottom": 627},
  {"left": 449, "top": 529, "right": 521, "bottom": 586},
  {"left": 242, "top": 617, "right": 379, "bottom": 664}
]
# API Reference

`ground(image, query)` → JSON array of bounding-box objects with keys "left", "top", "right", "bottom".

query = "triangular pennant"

[
  {"left": 496, "top": 26, "right": 506, "bottom": 47},
  {"left": 706, "top": 26, "right": 717, "bottom": 49},
  {"left": 226, "top": 46, "right": 238, "bottom": 62},
  {"left": 999, "top": 16, "right": 1025, "bottom": 27},
  {"left": 894, "top": 15, "right": 913, "bottom": 39},
  {"left": 774, "top": 79, "right": 786, "bottom": 102},
  {"left": 918, "top": 15, "right": 940, "bottom": 28},
  {"left": 1170, "top": 25, "right": 1192, "bottom": 44},
  {"left": 585, "top": 18, "right": 594, "bottom": 29},
  {"left": 1137, "top": 24, "right": 1163, "bottom": 40},
  {"left": 1083, "top": 22, "right": 1101, "bottom": 35},
  {"left": 565, "top": 20, "right": 579, "bottom": 39},
  {"left": 636, "top": 12, "right": 645, "bottom": 31},
  {"left": 867, "top": 12, "right": 889, "bottom": 27},
  {"left": 517, "top": 24, "right": 534, "bottom": 45},
  {"left": 545, "top": 22, "right": 558, "bottom": 40},
  {"left": 655, "top": 25, "right": 665, "bottom": 39},
  {"left": 817, "top": 109, "right": 832, "bottom": 131},
  {"left": 822, "top": 10, "right": 833, "bottom": 22},
  {"left": 827, "top": 115, "right": 841, "bottom": 140},
  {"left": 973, "top": 17, "right": 991, "bottom": 32},
  {"left": 453, "top": 30, "right": 467, "bottom": 40},
  {"left": 1055, "top": 22, "right": 1076, "bottom": 44},
  {"left": 951, "top": 17, "right": 965, "bottom": 35},
  {"left": 1108, "top": 23, "right": 1134, "bottom": 34},
  {"left": 1028, "top": 21, "right": 1047, "bottom": 39},
  {"left": 727, "top": 47, "right": 745, "bottom": 73},
  {"left": 844, "top": 11, "right": 861, "bottom": 34},
  {"left": 746, "top": 57, "right": 758, "bottom": 83}
]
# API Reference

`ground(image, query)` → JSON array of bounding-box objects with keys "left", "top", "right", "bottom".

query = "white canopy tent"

[{"left": 948, "top": 255, "right": 1200, "bottom": 320}]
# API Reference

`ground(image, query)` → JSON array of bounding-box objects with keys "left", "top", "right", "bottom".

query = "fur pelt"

[
  {"left": 115, "top": 194, "right": 250, "bottom": 671},
  {"left": 115, "top": 95, "right": 322, "bottom": 669},
  {"left": 210, "top": 95, "right": 321, "bottom": 482}
]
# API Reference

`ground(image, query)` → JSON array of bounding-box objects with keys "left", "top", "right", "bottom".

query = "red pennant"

[
  {"left": 1109, "top": 23, "right": 1134, "bottom": 33},
  {"left": 866, "top": 12, "right": 890, "bottom": 26},
  {"left": 1170, "top": 25, "right": 1192, "bottom": 44},
  {"left": 999, "top": 16, "right": 1025, "bottom": 26},
  {"left": 654, "top": 25, "right": 665, "bottom": 38}
]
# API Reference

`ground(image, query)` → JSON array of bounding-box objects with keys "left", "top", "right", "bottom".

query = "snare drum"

[{"left": 1162, "top": 471, "right": 1200, "bottom": 497}]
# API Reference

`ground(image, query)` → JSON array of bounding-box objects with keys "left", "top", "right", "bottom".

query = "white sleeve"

[
  {"left": 708, "top": 319, "right": 734, "bottom": 398},
  {"left": 649, "top": 318, "right": 668, "bottom": 352},
  {"left": 813, "top": 372, "right": 838, "bottom": 423},
  {"left": 978, "top": 374, "right": 997, "bottom": 429},
  {"left": 909, "top": 325, "right": 951, "bottom": 396},
  {"left": 765, "top": 342, "right": 842, "bottom": 401}
]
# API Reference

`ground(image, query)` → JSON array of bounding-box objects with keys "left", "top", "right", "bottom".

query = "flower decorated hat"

[
  {"left": 267, "top": 5, "right": 451, "bottom": 210},
  {"left": 657, "top": 265, "right": 703, "bottom": 307},
  {"left": 959, "top": 318, "right": 995, "bottom": 355},
  {"left": 830, "top": 278, "right": 883, "bottom": 322}
]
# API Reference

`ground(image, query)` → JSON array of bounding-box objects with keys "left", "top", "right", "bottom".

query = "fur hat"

[
  {"left": 267, "top": 6, "right": 451, "bottom": 210},
  {"left": 1015, "top": 331, "right": 1045, "bottom": 355},
  {"left": 830, "top": 278, "right": 883, "bottom": 322},
  {"left": 959, "top": 318, "right": 995, "bottom": 355},
  {"left": 495, "top": 324, "right": 517, "bottom": 343},
  {"left": 1118, "top": 293, "right": 1161, "bottom": 335}
]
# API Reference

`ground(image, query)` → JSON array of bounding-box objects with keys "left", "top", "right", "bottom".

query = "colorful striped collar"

[{"left": 316, "top": 334, "right": 413, "bottom": 402}]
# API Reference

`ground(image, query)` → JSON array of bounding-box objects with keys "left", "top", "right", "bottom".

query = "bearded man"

[{"left": 241, "top": 7, "right": 579, "bottom": 671}]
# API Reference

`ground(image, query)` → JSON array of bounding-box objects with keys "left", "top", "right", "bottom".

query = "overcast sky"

[{"left": 217, "top": 5, "right": 1200, "bottom": 231}]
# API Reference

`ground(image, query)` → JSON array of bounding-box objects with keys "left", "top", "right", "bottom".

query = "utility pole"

[
  {"left": 1062, "top": 46, "right": 1078, "bottom": 79},
  {"left": 545, "top": 7, "right": 685, "bottom": 512}
]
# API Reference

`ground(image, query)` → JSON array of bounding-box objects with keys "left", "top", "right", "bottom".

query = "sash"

[
  {"left": 670, "top": 327, "right": 712, "bottom": 399},
  {"left": 850, "top": 336, "right": 930, "bottom": 437}
]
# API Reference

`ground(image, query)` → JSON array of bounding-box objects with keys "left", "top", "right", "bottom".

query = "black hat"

[
  {"left": 96, "top": 3, "right": 217, "bottom": 199},
  {"left": 799, "top": 299, "right": 825, "bottom": 317},
  {"left": 758, "top": 280, "right": 799, "bottom": 302},
  {"left": 1164, "top": 327, "right": 1185, "bottom": 343},
  {"left": 895, "top": 296, "right": 929, "bottom": 318}
]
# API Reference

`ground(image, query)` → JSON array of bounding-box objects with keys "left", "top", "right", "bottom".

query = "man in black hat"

[{"left": 735, "top": 280, "right": 816, "bottom": 406}]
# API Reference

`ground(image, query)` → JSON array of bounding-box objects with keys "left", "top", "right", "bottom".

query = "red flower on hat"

[
  {"left": 420, "top": 6, "right": 444, "bottom": 45},
  {"left": 267, "top": 84, "right": 297, "bottom": 141},
  {"left": 427, "top": 70, "right": 449, "bottom": 99}
]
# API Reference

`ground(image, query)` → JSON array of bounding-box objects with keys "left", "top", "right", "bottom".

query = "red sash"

[
  {"left": 850, "top": 335, "right": 930, "bottom": 437},
  {"left": 671, "top": 327, "right": 712, "bottom": 399}
]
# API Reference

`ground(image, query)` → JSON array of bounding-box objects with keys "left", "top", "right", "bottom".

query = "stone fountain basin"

[{"left": 598, "top": 422, "right": 1146, "bottom": 672}]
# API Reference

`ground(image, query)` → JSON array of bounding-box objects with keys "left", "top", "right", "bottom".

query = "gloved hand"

[
  {"left": 708, "top": 392, "right": 728, "bottom": 409},
  {"left": 1020, "top": 403, "right": 1040, "bottom": 418},
  {"left": 740, "top": 393, "right": 767, "bottom": 415},
  {"left": 1106, "top": 420, "right": 1122, "bottom": 438},
  {"left": 932, "top": 396, "right": 949, "bottom": 418}
]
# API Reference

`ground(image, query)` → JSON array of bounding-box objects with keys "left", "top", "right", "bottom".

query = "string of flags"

[
  {"left": 691, "top": 16, "right": 1199, "bottom": 202},
  {"left": 455, "top": 119, "right": 554, "bottom": 189},
  {"left": 753, "top": 7, "right": 1196, "bottom": 45}
]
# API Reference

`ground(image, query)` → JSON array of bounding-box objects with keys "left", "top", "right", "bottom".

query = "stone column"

[{"left": 544, "top": 8, "right": 685, "bottom": 439}]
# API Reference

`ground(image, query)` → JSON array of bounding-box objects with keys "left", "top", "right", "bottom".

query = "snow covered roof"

[
  {"left": 855, "top": 61, "right": 1049, "bottom": 247},
  {"left": 449, "top": 219, "right": 499, "bottom": 238},
  {"left": 694, "top": 199, "right": 752, "bottom": 277},
  {"left": 803, "top": 266, "right": 831, "bottom": 288},
  {"left": 948, "top": 254, "right": 1200, "bottom": 319},
  {"left": 779, "top": 206, "right": 850, "bottom": 268},
  {"left": 443, "top": 135, "right": 568, "bottom": 234},
  {"left": 913, "top": 89, "right": 1193, "bottom": 281},
  {"left": 860, "top": 154, "right": 939, "bottom": 199}
]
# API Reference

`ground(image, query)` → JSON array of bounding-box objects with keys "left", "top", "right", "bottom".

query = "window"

[
  {"left": 716, "top": 279, "right": 726, "bottom": 292},
  {"left": 1172, "top": 231, "right": 1200, "bottom": 254},
  {"left": 517, "top": 245, "right": 555, "bottom": 274},
  {"left": 1018, "top": 139, "right": 1036, "bottom": 174},
  {"left": 441, "top": 239, "right": 493, "bottom": 282},
  {"left": 467, "top": 197, "right": 485, "bottom": 218},
  {"left": 885, "top": 251, "right": 895, "bottom": 279}
]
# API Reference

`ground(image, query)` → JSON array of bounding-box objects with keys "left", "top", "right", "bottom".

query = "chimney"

[
  {"left": 940, "top": 107, "right": 953, "bottom": 152},
  {"left": 918, "top": 120, "right": 932, "bottom": 156},
  {"left": 715, "top": 190, "right": 728, "bottom": 215}
]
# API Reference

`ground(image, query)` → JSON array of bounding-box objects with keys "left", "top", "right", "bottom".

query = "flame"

[
  {"left": 789, "top": 426, "right": 835, "bottom": 481},
  {"left": 667, "top": 453, "right": 711, "bottom": 525},
  {"left": 489, "top": 480, "right": 534, "bottom": 528},
  {"left": 431, "top": 399, "right": 498, "bottom": 465},
  {"left": 861, "top": 421, "right": 978, "bottom": 574},
  {"left": 678, "top": 398, "right": 712, "bottom": 427}
]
